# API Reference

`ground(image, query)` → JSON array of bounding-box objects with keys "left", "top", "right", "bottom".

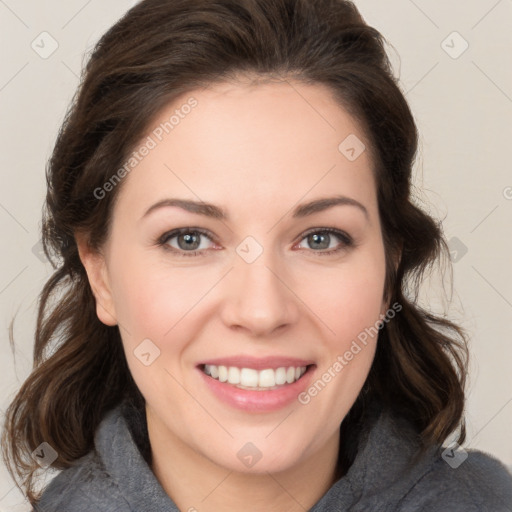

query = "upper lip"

[{"left": 197, "top": 355, "right": 316, "bottom": 371}]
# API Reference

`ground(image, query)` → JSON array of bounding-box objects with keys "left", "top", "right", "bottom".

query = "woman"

[{"left": 2, "top": 0, "right": 511, "bottom": 510}]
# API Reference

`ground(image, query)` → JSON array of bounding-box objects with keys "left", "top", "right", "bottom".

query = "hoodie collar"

[{"left": 94, "top": 399, "right": 436, "bottom": 511}]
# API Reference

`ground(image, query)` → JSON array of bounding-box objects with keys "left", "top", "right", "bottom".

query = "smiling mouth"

[{"left": 199, "top": 364, "right": 313, "bottom": 390}]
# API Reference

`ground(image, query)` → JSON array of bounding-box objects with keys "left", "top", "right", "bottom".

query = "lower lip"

[{"left": 197, "top": 366, "right": 316, "bottom": 413}]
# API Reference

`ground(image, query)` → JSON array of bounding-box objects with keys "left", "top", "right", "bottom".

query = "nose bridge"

[{"left": 221, "top": 238, "right": 299, "bottom": 335}]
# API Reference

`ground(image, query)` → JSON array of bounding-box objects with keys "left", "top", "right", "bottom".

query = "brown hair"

[{"left": 2, "top": 0, "right": 468, "bottom": 505}]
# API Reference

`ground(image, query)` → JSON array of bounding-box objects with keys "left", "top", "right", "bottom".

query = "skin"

[{"left": 77, "top": 78, "right": 388, "bottom": 512}]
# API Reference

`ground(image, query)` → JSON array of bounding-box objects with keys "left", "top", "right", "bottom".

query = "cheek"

[
  {"left": 302, "top": 251, "right": 387, "bottom": 341},
  {"left": 297, "top": 257, "right": 385, "bottom": 423},
  {"left": 110, "top": 259, "right": 198, "bottom": 401},
  {"left": 108, "top": 247, "right": 208, "bottom": 340}
]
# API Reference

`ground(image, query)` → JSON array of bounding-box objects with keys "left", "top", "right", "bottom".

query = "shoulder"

[
  {"left": 398, "top": 447, "right": 512, "bottom": 511},
  {"left": 35, "top": 450, "right": 129, "bottom": 512},
  {"left": 345, "top": 405, "right": 512, "bottom": 512}
]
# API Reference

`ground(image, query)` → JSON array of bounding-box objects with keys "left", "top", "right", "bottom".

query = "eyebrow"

[{"left": 141, "top": 195, "right": 369, "bottom": 221}]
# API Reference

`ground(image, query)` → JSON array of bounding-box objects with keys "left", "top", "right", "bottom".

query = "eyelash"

[{"left": 156, "top": 227, "right": 354, "bottom": 258}]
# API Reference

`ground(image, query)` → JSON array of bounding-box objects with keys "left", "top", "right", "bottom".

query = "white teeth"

[
  {"left": 210, "top": 365, "right": 219, "bottom": 379},
  {"left": 202, "top": 364, "right": 308, "bottom": 389},
  {"left": 275, "top": 367, "right": 287, "bottom": 385},
  {"left": 258, "top": 369, "right": 275, "bottom": 387},
  {"left": 228, "top": 366, "right": 240, "bottom": 384},
  {"left": 240, "top": 368, "right": 259, "bottom": 387},
  {"left": 218, "top": 365, "right": 228, "bottom": 382}
]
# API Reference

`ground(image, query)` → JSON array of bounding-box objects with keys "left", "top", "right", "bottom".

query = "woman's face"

[{"left": 82, "top": 79, "right": 388, "bottom": 474}]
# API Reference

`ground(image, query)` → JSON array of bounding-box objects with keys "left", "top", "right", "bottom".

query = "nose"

[{"left": 219, "top": 252, "right": 301, "bottom": 338}]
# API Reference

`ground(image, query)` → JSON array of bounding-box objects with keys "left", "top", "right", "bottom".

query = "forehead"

[{"left": 113, "top": 80, "right": 377, "bottom": 222}]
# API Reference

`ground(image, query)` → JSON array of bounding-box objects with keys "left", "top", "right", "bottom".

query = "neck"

[{"left": 146, "top": 407, "right": 340, "bottom": 512}]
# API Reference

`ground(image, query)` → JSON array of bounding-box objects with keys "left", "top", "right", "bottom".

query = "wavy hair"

[{"left": 1, "top": 0, "right": 468, "bottom": 505}]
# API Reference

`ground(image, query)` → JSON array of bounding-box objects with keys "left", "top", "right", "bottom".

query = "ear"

[{"left": 75, "top": 232, "right": 118, "bottom": 326}]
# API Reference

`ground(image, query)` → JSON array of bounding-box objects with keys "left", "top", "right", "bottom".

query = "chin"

[{"left": 202, "top": 437, "right": 311, "bottom": 475}]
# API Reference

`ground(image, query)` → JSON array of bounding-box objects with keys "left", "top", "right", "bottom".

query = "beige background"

[{"left": 1, "top": 0, "right": 511, "bottom": 509}]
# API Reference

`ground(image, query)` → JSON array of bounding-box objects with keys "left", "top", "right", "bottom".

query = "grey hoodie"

[{"left": 35, "top": 399, "right": 512, "bottom": 511}]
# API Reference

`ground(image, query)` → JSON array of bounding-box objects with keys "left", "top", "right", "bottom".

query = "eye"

[
  {"left": 296, "top": 228, "right": 354, "bottom": 256},
  {"left": 156, "top": 227, "right": 354, "bottom": 258},
  {"left": 158, "top": 228, "right": 216, "bottom": 257}
]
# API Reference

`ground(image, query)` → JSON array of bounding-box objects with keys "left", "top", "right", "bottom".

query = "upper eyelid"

[{"left": 159, "top": 227, "right": 216, "bottom": 243}]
